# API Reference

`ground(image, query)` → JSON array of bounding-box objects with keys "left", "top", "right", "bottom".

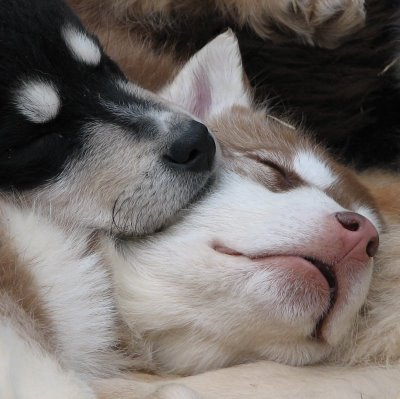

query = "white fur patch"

[
  {"left": 355, "top": 205, "right": 382, "bottom": 233},
  {"left": 62, "top": 25, "right": 101, "bottom": 66},
  {"left": 15, "top": 80, "right": 60, "bottom": 123},
  {"left": 293, "top": 151, "right": 336, "bottom": 190}
]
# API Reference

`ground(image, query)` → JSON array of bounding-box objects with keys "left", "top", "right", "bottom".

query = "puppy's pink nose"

[{"left": 335, "top": 212, "right": 379, "bottom": 257}]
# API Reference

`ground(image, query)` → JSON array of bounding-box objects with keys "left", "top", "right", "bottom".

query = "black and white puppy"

[{"left": 0, "top": 0, "right": 216, "bottom": 235}]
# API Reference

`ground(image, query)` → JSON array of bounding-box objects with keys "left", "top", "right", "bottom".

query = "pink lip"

[{"left": 213, "top": 245, "right": 338, "bottom": 339}]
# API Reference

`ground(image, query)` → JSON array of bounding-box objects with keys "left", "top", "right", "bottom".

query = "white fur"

[
  {"left": 355, "top": 205, "right": 382, "bottom": 232},
  {"left": 62, "top": 25, "right": 101, "bottom": 66},
  {"left": 160, "top": 31, "right": 251, "bottom": 121},
  {"left": 94, "top": 361, "right": 400, "bottom": 399},
  {"left": 294, "top": 150, "right": 336, "bottom": 189},
  {"left": 4, "top": 205, "right": 118, "bottom": 377},
  {"left": 0, "top": 320, "right": 96, "bottom": 399},
  {"left": 15, "top": 80, "right": 60, "bottom": 123}
]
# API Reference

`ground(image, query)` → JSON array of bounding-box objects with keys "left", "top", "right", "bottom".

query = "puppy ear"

[{"left": 159, "top": 30, "right": 251, "bottom": 121}]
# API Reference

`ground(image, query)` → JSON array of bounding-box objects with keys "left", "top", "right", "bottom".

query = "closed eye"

[
  {"left": 251, "top": 155, "right": 288, "bottom": 177},
  {"left": 260, "top": 158, "right": 285, "bottom": 174},
  {"left": 250, "top": 154, "right": 303, "bottom": 189}
]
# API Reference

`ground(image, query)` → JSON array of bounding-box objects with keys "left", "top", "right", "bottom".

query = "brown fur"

[
  {"left": 359, "top": 170, "right": 400, "bottom": 223},
  {"left": 213, "top": 106, "right": 379, "bottom": 213},
  {"left": 69, "top": 0, "right": 365, "bottom": 49},
  {"left": 68, "top": 0, "right": 365, "bottom": 88},
  {"left": 67, "top": 0, "right": 179, "bottom": 91}
]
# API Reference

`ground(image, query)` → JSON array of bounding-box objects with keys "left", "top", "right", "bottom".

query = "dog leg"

[
  {"left": 266, "top": 0, "right": 366, "bottom": 48},
  {"left": 69, "top": 0, "right": 365, "bottom": 50}
]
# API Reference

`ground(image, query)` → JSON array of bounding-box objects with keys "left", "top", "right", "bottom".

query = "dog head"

[
  {"left": 0, "top": 0, "right": 216, "bottom": 235},
  {"left": 110, "top": 32, "right": 382, "bottom": 374}
]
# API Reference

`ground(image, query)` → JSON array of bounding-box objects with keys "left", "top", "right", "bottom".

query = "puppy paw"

[{"left": 275, "top": 0, "right": 366, "bottom": 48}]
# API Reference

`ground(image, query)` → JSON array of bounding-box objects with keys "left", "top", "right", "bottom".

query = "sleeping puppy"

[
  {"left": 106, "top": 31, "right": 382, "bottom": 376},
  {"left": 95, "top": 32, "right": 400, "bottom": 399},
  {"left": 0, "top": 0, "right": 216, "bottom": 236}
]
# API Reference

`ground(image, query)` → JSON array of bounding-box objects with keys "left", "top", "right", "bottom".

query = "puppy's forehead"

[
  {"left": 214, "top": 107, "right": 323, "bottom": 192},
  {"left": 213, "top": 107, "right": 380, "bottom": 220}
]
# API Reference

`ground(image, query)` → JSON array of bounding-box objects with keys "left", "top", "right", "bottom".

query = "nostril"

[
  {"left": 344, "top": 221, "right": 359, "bottom": 231},
  {"left": 186, "top": 149, "right": 200, "bottom": 164},
  {"left": 164, "top": 148, "right": 200, "bottom": 165},
  {"left": 335, "top": 212, "right": 361, "bottom": 232},
  {"left": 366, "top": 237, "right": 379, "bottom": 257}
]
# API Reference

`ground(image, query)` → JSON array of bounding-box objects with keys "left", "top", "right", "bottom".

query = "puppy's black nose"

[{"left": 164, "top": 120, "right": 216, "bottom": 172}]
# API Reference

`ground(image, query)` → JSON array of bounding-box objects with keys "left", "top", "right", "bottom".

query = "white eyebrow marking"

[
  {"left": 15, "top": 80, "right": 61, "bottom": 123},
  {"left": 293, "top": 151, "right": 336, "bottom": 190},
  {"left": 62, "top": 25, "right": 101, "bottom": 66}
]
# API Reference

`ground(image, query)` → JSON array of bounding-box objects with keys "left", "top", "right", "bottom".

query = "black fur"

[
  {"left": 0, "top": 0, "right": 168, "bottom": 190},
  {"left": 128, "top": 0, "right": 400, "bottom": 170}
]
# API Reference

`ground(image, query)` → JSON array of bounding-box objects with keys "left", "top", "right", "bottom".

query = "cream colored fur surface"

[{"left": 95, "top": 362, "right": 400, "bottom": 399}]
